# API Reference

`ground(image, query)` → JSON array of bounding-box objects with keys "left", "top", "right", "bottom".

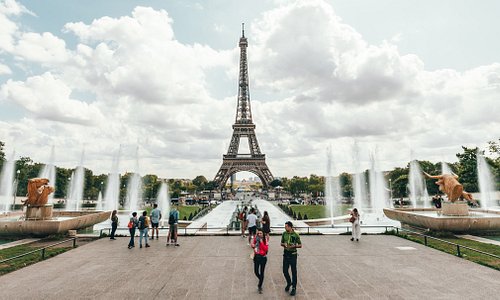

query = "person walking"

[
  {"left": 261, "top": 211, "right": 270, "bottom": 242},
  {"left": 110, "top": 210, "right": 118, "bottom": 240},
  {"left": 150, "top": 203, "right": 162, "bottom": 240},
  {"left": 281, "top": 221, "right": 301, "bottom": 296},
  {"left": 247, "top": 208, "right": 258, "bottom": 246},
  {"left": 350, "top": 208, "right": 361, "bottom": 242},
  {"left": 138, "top": 211, "right": 150, "bottom": 248},
  {"left": 127, "top": 212, "right": 138, "bottom": 249},
  {"left": 166, "top": 207, "right": 180, "bottom": 246},
  {"left": 252, "top": 228, "right": 269, "bottom": 294},
  {"left": 240, "top": 206, "right": 248, "bottom": 238}
]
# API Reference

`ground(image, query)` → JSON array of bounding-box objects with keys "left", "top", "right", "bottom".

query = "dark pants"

[
  {"left": 253, "top": 255, "right": 267, "bottom": 288},
  {"left": 128, "top": 227, "right": 136, "bottom": 247},
  {"left": 110, "top": 223, "right": 118, "bottom": 238},
  {"left": 283, "top": 253, "right": 297, "bottom": 288}
]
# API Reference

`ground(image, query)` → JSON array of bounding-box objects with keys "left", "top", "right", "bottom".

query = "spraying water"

[
  {"left": 157, "top": 181, "right": 170, "bottom": 225},
  {"left": 126, "top": 147, "right": 143, "bottom": 212},
  {"left": 352, "top": 142, "right": 367, "bottom": 213},
  {"left": 66, "top": 150, "right": 85, "bottom": 211},
  {"left": 477, "top": 152, "right": 496, "bottom": 209},
  {"left": 39, "top": 146, "right": 56, "bottom": 203},
  {"left": 368, "top": 150, "right": 389, "bottom": 215},
  {"left": 441, "top": 162, "right": 452, "bottom": 174},
  {"left": 96, "top": 191, "right": 103, "bottom": 210},
  {"left": 104, "top": 147, "right": 121, "bottom": 211},
  {"left": 0, "top": 151, "right": 16, "bottom": 212},
  {"left": 408, "top": 160, "right": 429, "bottom": 208},
  {"left": 325, "top": 147, "right": 341, "bottom": 225}
]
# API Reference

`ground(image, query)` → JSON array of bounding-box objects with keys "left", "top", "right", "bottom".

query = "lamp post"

[
  {"left": 13, "top": 169, "right": 20, "bottom": 209},
  {"left": 389, "top": 178, "right": 393, "bottom": 201}
]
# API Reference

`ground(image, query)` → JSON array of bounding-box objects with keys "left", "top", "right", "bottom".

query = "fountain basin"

[
  {"left": 0, "top": 210, "right": 111, "bottom": 236},
  {"left": 383, "top": 207, "right": 500, "bottom": 233}
]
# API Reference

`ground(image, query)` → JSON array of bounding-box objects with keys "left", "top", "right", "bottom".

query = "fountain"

[
  {"left": 157, "top": 181, "right": 170, "bottom": 226},
  {"left": 384, "top": 170, "right": 500, "bottom": 233},
  {"left": 0, "top": 177, "right": 110, "bottom": 236},
  {"left": 0, "top": 150, "right": 16, "bottom": 212},
  {"left": 352, "top": 141, "right": 367, "bottom": 214},
  {"left": 66, "top": 150, "right": 85, "bottom": 211},
  {"left": 126, "top": 147, "right": 143, "bottom": 212},
  {"left": 477, "top": 152, "right": 497, "bottom": 209},
  {"left": 96, "top": 191, "right": 103, "bottom": 210},
  {"left": 325, "top": 147, "right": 342, "bottom": 226},
  {"left": 39, "top": 146, "right": 56, "bottom": 204},
  {"left": 103, "top": 147, "right": 121, "bottom": 212},
  {"left": 408, "top": 160, "right": 429, "bottom": 208},
  {"left": 369, "top": 150, "right": 390, "bottom": 215}
]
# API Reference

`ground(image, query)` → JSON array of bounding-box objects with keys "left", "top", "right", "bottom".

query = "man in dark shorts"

[
  {"left": 281, "top": 221, "right": 302, "bottom": 296},
  {"left": 150, "top": 203, "right": 162, "bottom": 239}
]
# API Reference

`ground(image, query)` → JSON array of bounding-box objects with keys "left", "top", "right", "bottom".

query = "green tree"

[
  {"left": 456, "top": 146, "right": 480, "bottom": 192},
  {"left": 0, "top": 141, "right": 5, "bottom": 170},
  {"left": 339, "top": 172, "right": 353, "bottom": 198},
  {"left": 270, "top": 178, "right": 282, "bottom": 188},
  {"left": 192, "top": 175, "right": 208, "bottom": 191}
]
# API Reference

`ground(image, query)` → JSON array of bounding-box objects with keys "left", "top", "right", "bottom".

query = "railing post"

[
  {"left": 457, "top": 245, "right": 461, "bottom": 256},
  {"left": 424, "top": 236, "right": 427, "bottom": 246},
  {"left": 41, "top": 248, "right": 45, "bottom": 260},
  {"left": 307, "top": 227, "right": 310, "bottom": 234}
]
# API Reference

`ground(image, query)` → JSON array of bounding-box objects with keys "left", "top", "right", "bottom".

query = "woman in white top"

[{"left": 350, "top": 208, "right": 360, "bottom": 241}]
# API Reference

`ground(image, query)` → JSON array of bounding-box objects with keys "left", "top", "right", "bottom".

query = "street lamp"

[{"left": 389, "top": 179, "right": 393, "bottom": 201}]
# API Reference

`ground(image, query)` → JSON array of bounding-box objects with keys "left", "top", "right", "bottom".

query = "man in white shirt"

[{"left": 246, "top": 208, "right": 258, "bottom": 245}]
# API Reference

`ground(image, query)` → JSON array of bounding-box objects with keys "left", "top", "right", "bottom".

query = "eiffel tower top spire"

[{"left": 235, "top": 23, "right": 252, "bottom": 124}]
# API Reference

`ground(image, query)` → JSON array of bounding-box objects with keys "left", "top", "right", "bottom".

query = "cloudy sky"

[{"left": 0, "top": 0, "right": 499, "bottom": 180}]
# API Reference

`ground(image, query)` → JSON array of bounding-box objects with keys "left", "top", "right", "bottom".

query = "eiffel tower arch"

[{"left": 213, "top": 24, "right": 274, "bottom": 189}]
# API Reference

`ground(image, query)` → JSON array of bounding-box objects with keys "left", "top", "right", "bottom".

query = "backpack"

[
  {"left": 168, "top": 212, "right": 175, "bottom": 225},
  {"left": 138, "top": 217, "right": 146, "bottom": 230}
]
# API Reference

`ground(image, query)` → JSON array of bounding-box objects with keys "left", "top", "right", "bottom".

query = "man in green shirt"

[{"left": 281, "top": 221, "right": 302, "bottom": 296}]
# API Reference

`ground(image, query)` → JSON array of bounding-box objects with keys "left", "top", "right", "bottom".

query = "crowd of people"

[
  {"left": 110, "top": 204, "right": 364, "bottom": 296},
  {"left": 108, "top": 203, "right": 180, "bottom": 249}
]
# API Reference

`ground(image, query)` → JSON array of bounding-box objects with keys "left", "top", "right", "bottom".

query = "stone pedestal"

[
  {"left": 442, "top": 201, "right": 469, "bottom": 216},
  {"left": 26, "top": 204, "right": 53, "bottom": 220}
]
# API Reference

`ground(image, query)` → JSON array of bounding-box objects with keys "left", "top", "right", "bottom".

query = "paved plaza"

[{"left": 0, "top": 235, "right": 499, "bottom": 299}]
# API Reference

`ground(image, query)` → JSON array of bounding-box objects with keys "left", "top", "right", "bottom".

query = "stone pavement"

[{"left": 0, "top": 235, "right": 499, "bottom": 299}]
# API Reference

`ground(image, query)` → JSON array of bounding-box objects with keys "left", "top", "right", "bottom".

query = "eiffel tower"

[{"left": 213, "top": 24, "right": 274, "bottom": 189}]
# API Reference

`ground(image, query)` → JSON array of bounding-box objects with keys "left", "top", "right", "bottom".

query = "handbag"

[
  {"left": 127, "top": 221, "right": 134, "bottom": 229},
  {"left": 349, "top": 216, "right": 355, "bottom": 223}
]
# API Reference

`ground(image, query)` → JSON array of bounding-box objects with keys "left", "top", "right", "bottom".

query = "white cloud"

[
  {"left": 0, "top": 0, "right": 498, "bottom": 180},
  {"left": 0, "top": 62, "right": 11, "bottom": 74}
]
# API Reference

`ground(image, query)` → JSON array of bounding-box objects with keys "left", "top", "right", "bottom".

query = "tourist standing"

[
  {"left": 150, "top": 203, "right": 162, "bottom": 240},
  {"left": 350, "top": 208, "right": 361, "bottom": 241},
  {"left": 252, "top": 228, "right": 269, "bottom": 294},
  {"left": 110, "top": 210, "right": 118, "bottom": 240},
  {"left": 240, "top": 206, "right": 248, "bottom": 237},
  {"left": 261, "top": 211, "right": 270, "bottom": 242},
  {"left": 281, "top": 221, "right": 301, "bottom": 296},
  {"left": 138, "top": 211, "right": 150, "bottom": 248},
  {"left": 247, "top": 208, "right": 258, "bottom": 245},
  {"left": 167, "top": 207, "right": 180, "bottom": 246},
  {"left": 127, "top": 212, "right": 138, "bottom": 249}
]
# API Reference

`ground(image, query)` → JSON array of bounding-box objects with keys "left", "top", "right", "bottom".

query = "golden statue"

[
  {"left": 423, "top": 172, "right": 476, "bottom": 204},
  {"left": 22, "top": 178, "right": 55, "bottom": 206}
]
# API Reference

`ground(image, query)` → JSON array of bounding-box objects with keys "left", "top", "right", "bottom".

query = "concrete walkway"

[{"left": 0, "top": 235, "right": 499, "bottom": 299}]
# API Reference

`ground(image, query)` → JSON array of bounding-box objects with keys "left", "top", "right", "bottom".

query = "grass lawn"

[
  {"left": 0, "top": 243, "right": 73, "bottom": 275},
  {"left": 393, "top": 231, "right": 500, "bottom": 271},
  {"left": 287, "top": 204, "right": 352, "bottom": 219},
  {"left": 173, "top": 205, "right": 201, "bottom": 220}
]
